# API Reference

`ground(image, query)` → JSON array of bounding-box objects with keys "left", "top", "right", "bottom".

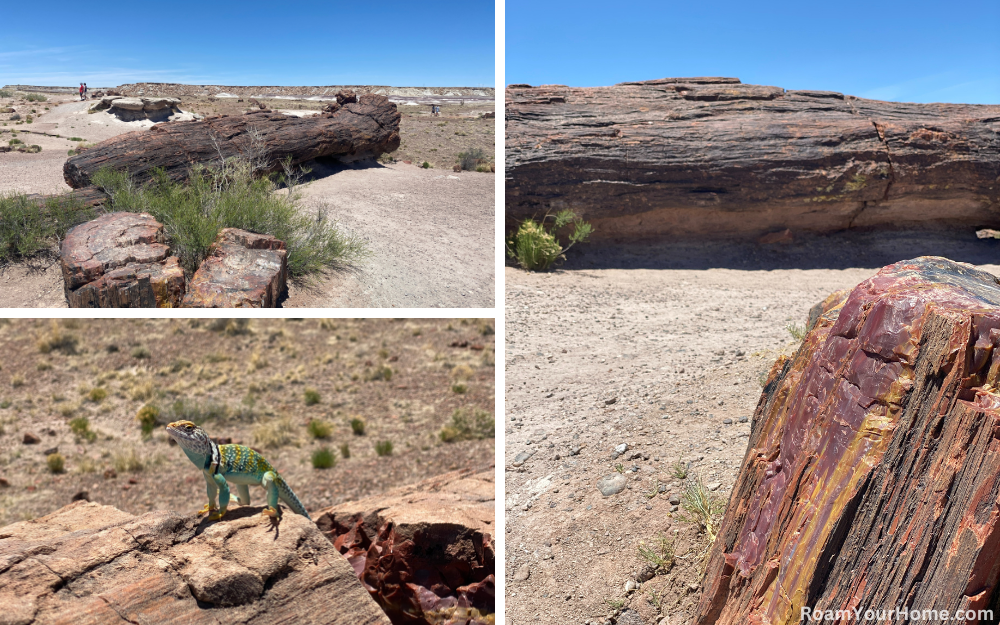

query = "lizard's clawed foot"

[
  {"left": 261, "top": 506, "right": 280, "bottom": 519},
  {"left": 206, "top": 509, "right": 227, "bottom": 522},
  {"left": 196, "top": 504, "right": 218, "bottom": 516}
]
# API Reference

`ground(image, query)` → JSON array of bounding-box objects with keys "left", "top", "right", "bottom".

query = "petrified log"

[
  {"left": 696, "top": 256, "right": 1000, "bottom": 624},
  {"left": 506, "top": 78, "right": 1000, "bottom": 240},
  {"left": 0, "top": 500, "right": 390, "bottom": 624},
  {"left": 313, "top": 469, "right": 496, "bottom": 625},
  {"left": 181, "top": 228, "right": 287, "bottom": 307},
  {"left": 60, "top": 212, "right": 185, "bottom": 307},
  {"left": 24, "top": 185, "right": 107, "bottom": 209},
  {"left": 63, "top": 93, "right": 401, "bottom": 188}
]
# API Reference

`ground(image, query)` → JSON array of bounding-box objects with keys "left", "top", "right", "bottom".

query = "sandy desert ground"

[
  {"left": 0, "top": 90, "right": 495, "bottom": 308},
  {"left": 504, "top": 231, "right": 1000, "bottom": 625}
]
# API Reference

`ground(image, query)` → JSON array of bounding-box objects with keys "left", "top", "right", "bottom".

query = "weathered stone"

[
  {"left": 181, "top": 228, "right": 287, "bottom": 308},
  {"left": 696, "top": 256, "right": 1000, "bottom": 624},
  {"left": 597, "top": 473, "right": 627, "bottom": 496},
  {"left": 313, "top": 469, "right": 495, "bottom": 625},
  {"left": 60, "top": 212, "right": 183, "bottom": 307},
  {"left": 65, "top": 94, "right": 401, "bottom": 188},
  {"left": 506, "top": 79, "right": 1000, "bottom": 240},
  {"left": 22, "top": 432, "right": 40, "bottom": 445},
  {"left": 0, "top": 500, "right": 389, "bottom": 624},
  {"left": 108, "top": 97, "right": 144, "bottom": 111}
]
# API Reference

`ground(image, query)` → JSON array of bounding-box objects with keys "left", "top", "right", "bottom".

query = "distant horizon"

[{"left": 2, "top": 81, "right": 497, "bottom": 89}]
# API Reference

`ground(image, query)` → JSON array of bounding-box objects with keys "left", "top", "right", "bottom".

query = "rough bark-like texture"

[
  {"left": 0, "top": 500, "right": 390, "bottom": 625},
  {"left": 24, "top": 186, "right": 107, "bottom": 209},
  {"left": 696, "top": 256, "right": 1000, "bottom": 624},
  {"left": 506, "top": 78, "right": 1000, "bottom": 240},
  {"left": 313, "top": 469, "right": 496, "bottom": 625},
  {"left": 63, "top": 94, "right": 401, "bottom": 188},
  {"left": 60, "top": 212, "right": 184, "bottom": 307},
  {"left": 182, "top": 228, "right": 287, "bottom": 308}
]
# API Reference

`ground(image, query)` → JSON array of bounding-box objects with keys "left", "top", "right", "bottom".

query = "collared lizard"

[{"left": 165, "top": 420, "right": 309, "bottom": 521}]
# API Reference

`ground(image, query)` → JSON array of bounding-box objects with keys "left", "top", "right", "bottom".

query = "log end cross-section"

[{"left": 181, "top": 228, "right": 288, "bottom": 308}]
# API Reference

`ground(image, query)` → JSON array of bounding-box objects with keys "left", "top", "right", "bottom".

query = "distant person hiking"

[
  {"left": 83, "top": 83, "right": 88, "bottom": 99},
  {"left": 79, "top": 83, "right": 85, "bottom": 100}
]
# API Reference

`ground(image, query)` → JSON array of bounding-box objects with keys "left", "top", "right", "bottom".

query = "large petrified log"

[
  {"left": 60, "top": 212, "right": 185, "bottom": 307},
  {"left": 182, "top": 228, "right": 288, "bottom": 307},
  {"left": 313, "top": 469, "right": 496, "bottom": 625},
  {"left": 0, "top": 500, "right": 390, "bottom": 624},
  {"left": 696, "top": 256, "right": 1000, "bottom": 624},
  {"left": 63, "top": 93, "right": 401, "bottom": 188},
  {"left": 506, "top": 78, "right": 1000, "bottom": 240}
]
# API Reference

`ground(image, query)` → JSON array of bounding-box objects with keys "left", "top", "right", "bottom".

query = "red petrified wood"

[
  {"left": 60, "top": 212, "right": 184, "bottom": 307},
  {"left": 181, "top": 228, "right": 288, "bottom": 307},
  {"left": 696, "top": 256, "right": 1000, "bottom": 624}
]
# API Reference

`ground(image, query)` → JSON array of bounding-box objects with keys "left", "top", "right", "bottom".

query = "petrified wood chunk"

[
  {"left": 506, "top": 79, "right": 1000, "bottom": 240},
  {"left": 313, "top": 469, "right": 496, "bottom": 625},
  {"left": 61, "top": 211, "right": 184, "bottom": 307},
  {"left": 0, "top": 500, "right": 390, "bottom": 624},
  {"left": 696, "top": 256, "right": 1000, "bottom": 624},
  {"left": 64, "top": 93, "right": 401, "bottom": 188},
  {"left": 181, "top": 228, "right": 288, "bottom": 308}
]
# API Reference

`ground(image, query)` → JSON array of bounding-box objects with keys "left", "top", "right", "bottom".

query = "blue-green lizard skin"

[{"left": 165, "top": 420, "right": 309, "bottom": 521}]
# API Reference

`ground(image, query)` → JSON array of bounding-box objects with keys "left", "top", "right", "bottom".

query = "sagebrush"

[{"left": 507, "top": 210, "right": 592, "bottom": 271}]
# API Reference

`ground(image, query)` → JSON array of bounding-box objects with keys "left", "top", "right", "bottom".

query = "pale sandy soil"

[
  {"left": 504, "top": 233, "right": 1000, "bottom": 625},
  {"left": 0, "top": 96, "right": 495, "bottom": 308}
]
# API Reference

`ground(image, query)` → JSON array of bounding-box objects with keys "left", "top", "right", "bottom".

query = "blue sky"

[
  {"left": 0, "top": 1, "right": 494, "bottom": 87},
  {"left": 506, "top": 0, "right": 1000, "bottom": 104}
]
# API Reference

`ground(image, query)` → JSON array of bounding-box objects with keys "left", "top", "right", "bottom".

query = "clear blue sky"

[
  {"left": 506, "top": 0, "right": 1000, "bottom": 104},
  {"left": 0, "top": 1, "right": 494, "bottom": 87}
]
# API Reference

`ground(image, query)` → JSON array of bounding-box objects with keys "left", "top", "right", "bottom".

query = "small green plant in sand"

[
  {"left": 311, "top": 447, "right": 336, "bottom": 469},
  {"left": 457, "top": 147, "right": 488, "bottom": 171},
  {"left": 303, "top": 388, "right": 321, "bottom": 406},
  {"left": 439, "top": 406, "right": 494, "bottom": 442},
  {"left": 136, "top": 404, "right": 161, "bottom": 437},
  {"left": 451, "top": 382, "right": 468, "bottom": 394},
  {"left": 350, "top": 417, "right": 366, "bottom": 436},
  {"left": 671, "top": 459, "right": 690, "bottom": 481},
  {"left": 375, "top": 440, "right": 394, "bottom": 456},
  {"left": 507, "top": 210, "right": 592, "bottom": 271},
  {"left": 47, "top": 453, "right": 65, "bottom": 473},
  {"left": 86, "top": 387, "right": 107, "bottom": 403},
  {"left": 637, "top": 533, "right": 676, "bottom": 572},
  {"left": 69, "top": 416, "right": 97, "bottom": 443},
  {"left": 340, "top": 442, "right": 351, "bottom": 459},
  {"left": 787, "top": 322, "right": 806, "bottom": 341},
  {"left": 307, "top": 419, "right": 331, "bottom": 439},
  {"left": 91, "top": 158, "right": 365, "bottom": 279},
  {"left": 679, "top": 476, "right": 726, "bottom": 544}
]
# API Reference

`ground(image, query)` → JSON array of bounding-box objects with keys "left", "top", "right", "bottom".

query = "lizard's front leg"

[
  {"left": 199, "top": 471, "right": 219, "bottom": 516},
  {"left": 206, "top": 474, "right": 230, "bottom": 521}
]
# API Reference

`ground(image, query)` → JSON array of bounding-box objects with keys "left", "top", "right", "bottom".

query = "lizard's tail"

[{"left": 276, "top": 477, "right": 310, "bottom": 517}]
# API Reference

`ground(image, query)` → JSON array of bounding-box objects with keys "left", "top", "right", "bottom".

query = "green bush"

[
  {"left": 451, "top": 383, "right": 467, "bottom": 394},
  {"left": 0, "top": 193, "right": 92, "bottom": 264},
  {"left": 421, "top": 161, "right": 431, "bottom": 169},
  {"left": 340, "top": 442, "right": 350, "bottom": 459},
  {"left": 439, "top": 407, "right": 495, "bottom": 442},
  {"left": 506, "top": 210, "right": 593, "bottom": 271},
  {"left": 457, "top": 147, "right": 488, "bottom": 171},
  {"left": 304, "top": 388, "right": 321, "bottom": 405},
  {"left": 136, "top": 404, "right": 160, "bottom": 437},
  {"left": 131, "top": 346, "right": 151, "bottom": 359},
  {"left": 86, "top": 387, "right": 107, "bottom": 403},
  {"left": 24, "top": 93, "right": 47, "bottom": 102},
  {"left": 0, "top": 89, "right": 12, "bottom": 98},
  {"left": 69, "top": 416, "right": 97, "bottom": 442},
  {"left": 350, "top": 417, "right": 365, "bottom": 436},
  {"left": 307, "top": 419, "right": 331, "bottom": 439},
  {"left": 91, "top": 161, "right": 366, "bottom": 278},
  {"left": 47, "top": 452, "right": 65, "bottom": 473},
  {"left": 375, "top": 440, "right": 393, "bottom": 456},
  {"left": 311, "top": 447, "right": 336, "bottom": 469}
]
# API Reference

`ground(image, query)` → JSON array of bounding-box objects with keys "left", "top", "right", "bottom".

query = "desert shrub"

[
  {"left": 304, "top": 388, "right": 321, "bottom": 405},
  {"left": 252, "top": 415, "right": 297, "bottom": 449},
  {"left": 787, "top": 323, "right": 806, "bottom": 341},
  {"left": 35, "top": 321, "right": 80, "bottom": 356},
  {"left": 69, "top": 416, "right": 97, "bottom": 442},
  {"left": 451, "top": 364, "right": 474, "bottom": 381},
  {"left": 378, "top": 152, "right": 395, "bottom": 164},
  {"left": 375, "top": 440, "right": 393, "bottom": 456},
  {"left": 36, "top": 361, "right": 52, "bottom": 371},
  {"left": 207, "top": 318, "right": 251, "bottom": 335},
  {"left": 340, "top": 442, "right": 350, "bottom": 459},
  {"left": 87, "top": 387, "right": 107, "bottom": 403},
  {"left": 368, "top": 365, "right": 392, "bottom": 381},
  {"left": 131, "top": 345, "right": 151, "bottom": 359},
  {"left": 129, "top": 380, "right": 158, "bottom": 401},
  {"left": 439, "top": 406, "right": 495, "bottom": 442},
  {"left": 10, "top": 375, "right": 24, "bottom": 388},
  {"left": 349, "top": 417, "right": 365, "bottom": 436},
  {"left": 457, "top": 147, "right": 488, "bottom": 171},
  {"left": 0, "top": 89, "right": 12, "bottom": 97},
  {"left": 0, "top": 193, "right": 92, "bottom": 264},
  {"left": 165, "top": 397, "right": 228, "bottom": 424},
  {"left": 47, "top": 453, "right": 65, "bottom": 473},
  {"left": 169, "top": 357, "right": 191, "bottom": 372},
  {"left": 307, "top": 419, "right": 331, "bottom": 439},
  {"left": 506, "top": 210, "right": 593, "bottom": 271},
  {"left": 637, "top": 533, "right": 676, "bottom": 572},
  {"left": 113, "top": 447, "right": 145, "bottom": 472},
  {"left": 679, "top": 476, "right": 726, "bottom": 543},
  {"left": 451, "top": 383, "right": 468, "bottom": 394},
  {"left": 311, "top": 447, "right": 336, "bottom": 469},
  {"left": 68, "top": 137, "right": 83, "bottom": 142},
  {"left": 91, "top": 161, "right": 366, "bottom": 279},
  {"left": 421, "top": 161, "right": 431, "bottom": 169},
  {"left": 8, "top": 138, "right": 22, "bottom": 145},
  {"left": 24, "top": 93, "right": 46, "bottom": 102},
  {"left": 136, "top": 404, "right": 160, "bottom": 437}
]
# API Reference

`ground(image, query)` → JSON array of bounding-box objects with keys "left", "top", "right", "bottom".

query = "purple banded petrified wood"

[
  {"left": 697, "top": 256, "right": 1000, "bottom": 624},
  {"left": 60, "top": 212, "right": 185, "bottom": 307},
  {"left": 181, "top": 228, "right": 288, "bottom": 308}
]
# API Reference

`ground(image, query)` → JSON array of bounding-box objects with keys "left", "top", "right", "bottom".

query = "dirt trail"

[{"left": 504, "top": 235, "right": 1000, "bottom": 625}]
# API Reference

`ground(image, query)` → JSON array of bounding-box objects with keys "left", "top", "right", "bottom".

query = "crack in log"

[
  {"left": 848, "top": 201, "right": 868, "bottom": 229},
  {"left": 871, "top": 121, "right": 896, "bottom": 202}
]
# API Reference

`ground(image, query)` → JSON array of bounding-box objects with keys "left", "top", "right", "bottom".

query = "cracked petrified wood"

[
  {"left": 696, "top": 256, "right": 1000, "bottom": 624},
  {"left": 60, "top": 212, "right": 185, "bottom": 307},
  {"left": 506, "top": 78, "right": 1000, "bottom": 240},
  {"left": 314, "top": 469, "right": 496, "bottom": 625},
  {"left": 181, "top": 228, "right": 288, "bottom": 308},
  {"left": 0, "top": 500, "right": 390, "bottom": 624},
  {"left": 63, "top": 93, "right": 401, "bottom": 188}
]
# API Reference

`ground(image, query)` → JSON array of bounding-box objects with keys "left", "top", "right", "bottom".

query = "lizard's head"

[{"left": 165, "top": 420, "right": 212, "bottom": 455}]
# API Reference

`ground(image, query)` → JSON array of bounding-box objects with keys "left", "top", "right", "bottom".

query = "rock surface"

[
  {"left": 505, "top": 78, "right": 1000, "bottom": 240},
  {"left": 314, "top": 469, "right": 495, "bottom": 625},
  {"left": 696, "top": 256, "right": 1000, "bottom": 624},
  {"left": 0, "top": 500, "right": 390, "bottom": 624},
  {"left": 60, "top": 212, "right": 184, "bottom": 307},
  {"left": 65, "top": 94, "right": 402, "bottom": 188},
  {"left": 182, "top": 228, "right": 288, "bottom": 307}
]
